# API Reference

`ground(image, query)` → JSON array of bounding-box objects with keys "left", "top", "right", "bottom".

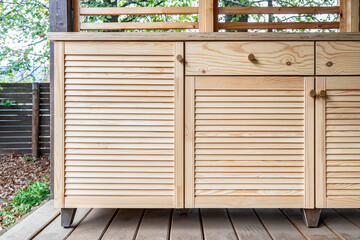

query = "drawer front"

[
  {"left": 55, "top": 41, "right": 184, "bottom": 208},
  {"left": 317, "top": 41, "right": 360, "bottom": 75},
  {"left": 185, "top": 76, "right": 315, "bottom": 208},
  {"left": 316, "top": 76, "right": 360, "bottom": 208},
  {"left": 185, "top": 42, "right": 314, "bottom": 76}
]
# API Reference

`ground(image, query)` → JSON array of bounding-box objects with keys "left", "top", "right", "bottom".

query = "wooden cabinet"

[
  {"left": 316, "top": 76, "right": 360, "bottom": 208},
  {"left": 54, "top": 41, "right": 184, "bottom": 208},
  {"left": 52, "top": 37, "right": 360, "bottom": 211},
  {"left": 185, "top": 76, "right": 315, "bottom": 208}
]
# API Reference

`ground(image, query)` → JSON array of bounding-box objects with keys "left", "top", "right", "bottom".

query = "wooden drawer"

[
  {"left": 185, "top": 41, "right": 314, "bottom": 76},
  {"left": 316, "top": 41, "right": 360, "bottom": 75}
]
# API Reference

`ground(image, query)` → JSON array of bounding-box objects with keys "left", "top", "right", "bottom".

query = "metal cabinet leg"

[
  {"left": 302, "top": 209, "right": 321, "bottom": 228},
  {"left": 61, "top": 208, "right": 77, "bottom": 228}
]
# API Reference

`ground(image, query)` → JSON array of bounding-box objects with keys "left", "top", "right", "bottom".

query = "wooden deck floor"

[{"left": 2, "top": 200, "right": 360, "bottom": 240}]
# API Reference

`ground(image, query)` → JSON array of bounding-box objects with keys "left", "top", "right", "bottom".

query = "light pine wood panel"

[
  {"left": 316, "top": 76, "right": 360, "bottom": 208},
  {"left": 185, "top": 42, "right": 314, "bottom": 75},
  {"left": 57, "top": 42, "right": 184, "bottom": 208},
  {"left": 316, "top": 41, "right": 360, "bottom": 75},
  {"left": 186, "top": 76, "right": 313, "bottom": 208}
]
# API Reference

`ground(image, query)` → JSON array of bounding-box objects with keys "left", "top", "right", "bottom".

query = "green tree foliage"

[
  {"left": 1, "top": 0, "right": 338, "bottom": 83},
  {"left": 0, "top": 0, "right": 49, "bottom": 82}
]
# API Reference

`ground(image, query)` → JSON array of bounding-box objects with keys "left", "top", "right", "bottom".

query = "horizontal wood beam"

[
  {"left": 219, "top": 22, "right": 340, "bottom": 30},
  {"left": 81, "top": 22, "right": 199, "bottom": 30},
  {"left": 219, "top": 7, "right": 340, "bottom": 15},
  {"left": 80, "top": 7, "right": 199, "bottom": 15}
]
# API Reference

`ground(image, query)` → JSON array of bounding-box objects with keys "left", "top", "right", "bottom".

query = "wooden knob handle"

[
  {"left": 248, "top": 54, "right": 256, "bottom": 61},
  {"left": 309, "top": 90, "right": 316, "bottom": 97},
  {"left": 318, "top": 90, "right": 326, "bottom": 98},
  {"left": 176, "top": 54, "right": 183, "bottom": 62}
]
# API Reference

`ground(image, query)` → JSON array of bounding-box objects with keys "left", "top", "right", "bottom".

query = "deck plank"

[
  {"left": 322, "top": 209, "right": 360, "bottom": 240},
  {"left": 255, "top": 208, "right": 305, "bottom": 240},
  {"left": 135, "top": 209, "right": 172, "bottom": 240},
  {"left": 201, "top": 209, "right": 237, "bottom": 240},
  {"left": 1, "top": 200, "right": 59, "bottom": 240},
  {"left": 170, "top": 209, "right": 203, "bottom": 240},
  {"left": 66, "top": 208, "right": 117, "bottom": 240},
  {"left": 335, "top": 209, "right": 360, "bottom": 228},
  {"left": 282, "top": 209, "right": 338, "bottom": 240},
  {"left": 102, "top": 209, "right": 144, "bottom": 240},
  {"left": 228, "top": 208, "right": 271, "bottom": 240},
  {"left": 33, "top": 208, "right": 90, "bottom": 240}
]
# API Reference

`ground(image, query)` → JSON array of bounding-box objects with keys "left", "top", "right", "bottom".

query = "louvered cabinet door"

[
  {"left": 54, "top": 41, "right": 184, "bottom": 208},
  {"left": 316, "top": 77, "right": 360, "bottom": 208},
  {"left": 185, "top": 76, "right": 315, "bottom": 208}
]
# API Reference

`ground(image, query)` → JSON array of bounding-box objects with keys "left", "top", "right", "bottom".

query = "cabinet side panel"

[{"left": 54, "top": 42, "right": 65, "bottom": 208}]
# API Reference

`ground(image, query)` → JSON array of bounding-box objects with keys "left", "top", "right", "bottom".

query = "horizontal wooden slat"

[
  {"left": 80, "top": 7, "right": 199, "bottom": 15},
  {"left": 81, "top": 22, "right": 199, "bottom": 31},
  {"left": 219, "top": 22, "right": 339, "bottom": 30},
  {"left": 218, "top": 6, "right": 340, "bottom": 14}
]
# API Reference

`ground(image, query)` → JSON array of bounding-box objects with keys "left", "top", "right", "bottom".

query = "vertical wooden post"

[
  {"left": 199, "top": 0, "right": 218, "bottom": 32},
  {"left": 49, "top": 0, "right": 72, "bottom": 199},
  {"left": 73, "top": 0, "right": 81, "bottom": 32},
  {"left": 32, "top": 83, "right": 40, "bottom": 159},
  {"left": 340, "top": 0, "right": 359, "bottom": 32}
]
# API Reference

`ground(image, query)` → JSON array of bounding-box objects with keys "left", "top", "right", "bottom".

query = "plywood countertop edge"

[{"left": 48, "top": 32, "right": 360, "bottom": 42}]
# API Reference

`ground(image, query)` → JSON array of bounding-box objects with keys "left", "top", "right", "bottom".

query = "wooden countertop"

[{"left": 48, "top": 32, "right": 360, "bottom": 41}]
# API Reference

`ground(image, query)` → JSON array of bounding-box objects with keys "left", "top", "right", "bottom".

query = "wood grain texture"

[
  {"left": 283, "top": 209, "right": 338, "bottom": 240},
  {"left": 255, "top": 208, "right": 305, "bottom": 239},
  {"left": 322, "top": 209, "right": 360, "bottom": 240},
  {"left": 81, "top": 22, "right": 199, "bottom": 31},
  {"left": 135, "top": 209, "right": 172, "bottom": 240},
  {"left": 102, "top": 209, "right": 144, "bottom": 240},
  {"left": 48, "top": 32, "right": 360, "bottom": 42},
  {"left": 201, "top": 209, "right": 237, "bottom": 240},
  {"left": 316, "top": 41, "right": 360, "bottom": 75},
  {"left": 170, "top": 209, "right": 202, "bottom": 240},
  {"left": 186, "top": 42, "right": 314, "bottom": 75},
  {"left": 54, "top": 42, "right": 65, "bottom": 208},
  {"left": 66, "top": 208, "right": 116, "bottom": 240},
  {"left": 316, "top": 76, "right": 360, "bottom": 208},
  {"left": 219, "top": 6, "right": 340, "bottom": 14},
  {"left": 57, "top": 41, "right": 183, "bottom": 208},
  {"left": 219, "top": 22, "right": 339, "bottom": 30},
  {"left": 189, "top": 76, "right": 309, "bottom": 208},
  {"left": 34, "top": 208, "right": 90, "bottom": 240},
  {"left": 228, "top": 208, "right": 271, "bottom": 240},
  {"left": 80, "top": 7, "right": 199, "bottom": 15}
]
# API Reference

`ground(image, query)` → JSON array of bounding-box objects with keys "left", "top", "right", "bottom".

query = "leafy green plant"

[
  {"left": 23, "top": 156, "right": 36, "bottom": 164},
  {"left": 0, "top": 180, "right": 50, "bottom": 228},
  {"left": 0, "top": 99, "right": 16, "bottom": 107}
]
